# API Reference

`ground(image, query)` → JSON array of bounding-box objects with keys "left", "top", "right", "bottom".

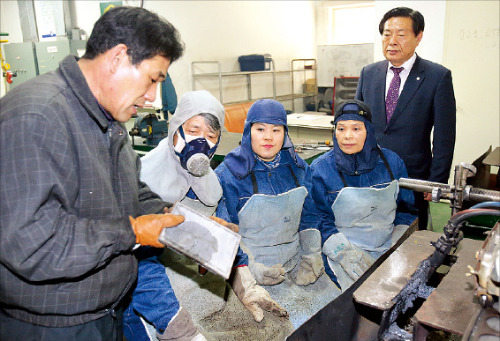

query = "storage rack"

[
  {"left": 191, "top": 58, "right": 317, "bottom": 112},
  {"left": 332, "top": 76, "right": 359, "bottom": 112}
]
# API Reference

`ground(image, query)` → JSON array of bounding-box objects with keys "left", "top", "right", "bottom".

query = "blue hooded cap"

[
  {"left": 333, "top": 99, "right": 379, "bottom": 175},
  {"left": 224, "top": 99, "right": 306, "bottom": 179}
]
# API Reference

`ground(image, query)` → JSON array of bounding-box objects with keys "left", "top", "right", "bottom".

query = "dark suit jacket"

[{"left": 355, "top": 55, "right": 456, "bottom": 183}]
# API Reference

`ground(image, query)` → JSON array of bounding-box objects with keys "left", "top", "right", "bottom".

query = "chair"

[{"left": 223, "top": 102, "right": 254, "bottom": 133}]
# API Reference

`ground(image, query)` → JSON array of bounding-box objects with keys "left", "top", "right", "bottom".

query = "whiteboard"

[{"left": 317, "top": 44, "right": 374, "bottom": 87}]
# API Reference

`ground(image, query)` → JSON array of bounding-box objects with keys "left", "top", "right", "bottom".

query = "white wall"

[
  {"left": 145, "top": 1, "right": 317, "bottom": 108},
  {"left": 1, "top": 0, "right": 317, "bottom": 108},
  {"left": 443, "top": 1, "right": 499, "bottom": 173},
  {"left": 71, "top": 0, "right": 317, "bottom": 109}
]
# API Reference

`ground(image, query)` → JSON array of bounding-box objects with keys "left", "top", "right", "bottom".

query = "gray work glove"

[
  {"left": 241, "top": 242, "right": 285, "bottom": 285},
  {"left": 231, "top": 266, "right": 289, "bottom": 322},
  {"left": 249, "top": 262, "right": 285, "bottom": 285},
  {"left": 296, "top": 229, "right": 325, "bottom": 286},
  {"left": 156, "top": 307, "right": 206, "bottom": 341},
  {"left": 323, "top": 232, "right": 375, "bottom": 281}
]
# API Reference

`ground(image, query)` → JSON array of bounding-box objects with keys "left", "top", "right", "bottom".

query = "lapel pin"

[{"left": 417, "top": 77, "right": 421, "bottom": 81}]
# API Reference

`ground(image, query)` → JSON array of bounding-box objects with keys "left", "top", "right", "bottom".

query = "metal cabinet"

[{"left": 192, "top": 58, "right": 317, "bottom": 112}]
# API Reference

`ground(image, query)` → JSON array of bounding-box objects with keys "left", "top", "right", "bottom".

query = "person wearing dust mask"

[{"left": 125, "top": 91, "right": 288, "bottom": 341}]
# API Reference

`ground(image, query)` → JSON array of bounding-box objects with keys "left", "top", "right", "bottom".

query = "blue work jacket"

[
  {"left": 215, "top": 150, "right": 311, "bottom": 226},
  {"left": 299, "top": 147, "right": 417, "bottom": 245}
]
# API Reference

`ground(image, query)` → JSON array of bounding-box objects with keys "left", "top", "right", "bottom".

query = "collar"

[
  {"left": 59, "top": 56, "right": 110, "bottom": 132},
  {"left": 97, "top": 101, "right": 115, "bottom": 122},
  {"left": 387, "top": 52, "right": 417, "bottom": 72}
]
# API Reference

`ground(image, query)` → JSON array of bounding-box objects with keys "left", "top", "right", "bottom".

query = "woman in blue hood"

[
  {"left": 124, "top": 91, "right": 288, "bottom": 341},
  {"left": 216, "top": 99, "right": 340, "bottom": 329},
  {"left": 300, "top": 99, "right": 417, "bottom": 291}
]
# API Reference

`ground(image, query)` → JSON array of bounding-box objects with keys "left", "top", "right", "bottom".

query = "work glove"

[
  {"left": 129, "top": 213, "right": 184, "bottom": 248},
  {"left": 231, "top": 266, "right": 289, "bottom": 322},
  {"left": 209, "top": 216, "right": 239, "bottom": 233},
  {"left": 156, "top": 307, "right": 206, "bottom": 341},
  {"left": 322, "top": 232, "right": 374, "bottom": 281},
  {"left": 249, "top": 262, "right": 286, "bottom": 286},
  {"left": 296, "top": 229, "right": 324, "bottom": 286},
  {"left": 240, "top": 242, "right": 285, "bottom": 285}
]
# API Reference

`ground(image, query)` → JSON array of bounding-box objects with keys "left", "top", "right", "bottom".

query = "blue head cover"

[
  {"left": 224, "top": 99, "right": 305, "bottom": 179},
  {"left": 333, "top": 100, "right": 379, "bottom": 175}
]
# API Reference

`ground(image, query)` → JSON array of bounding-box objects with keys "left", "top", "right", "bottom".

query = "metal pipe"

[
  {"left": 398, "top": 178, "right": 500, "bottom": 203},
  {"left": 466, "top": 187, "right": 500, "bottom": 202},
  {"left": 398, "top": 178, "right": 453, "bottom": 194}
]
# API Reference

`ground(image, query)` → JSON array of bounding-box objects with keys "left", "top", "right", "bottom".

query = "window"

[{"left": 329, "top": 4, "right": 375, "bottom": 45}]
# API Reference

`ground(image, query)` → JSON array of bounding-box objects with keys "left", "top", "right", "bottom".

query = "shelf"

[
  {"left": 192, "top": 68, "right": 317, "bottom": 79},
  {"left": 191, "top": 58, "right": 317, "bottom": 111}
]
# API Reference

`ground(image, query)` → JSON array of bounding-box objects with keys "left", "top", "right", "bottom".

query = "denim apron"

[
  {"left": 324, "top": 180, "right": 400, "bottom": 291},
  {"left": 333, "top": 180, "right": 399, "bottom": 253},
  {"left": 237, "top": 167, "right": 340, "bottom": 328}
]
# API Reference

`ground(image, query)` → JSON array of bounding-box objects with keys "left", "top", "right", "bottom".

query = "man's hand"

[
  {"left": 129, "top": 214, "right": 184, "bottom": 248},
  {"left": 424, "top": 192, "right": 432, "bottom": 201},
  {"left": 209, "top": 216, "right": 239, "bottom": 233}
]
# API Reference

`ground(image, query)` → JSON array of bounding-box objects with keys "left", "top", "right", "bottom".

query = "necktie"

[{"left": 386, "top": 67, "right": 404, "bottom": 123}]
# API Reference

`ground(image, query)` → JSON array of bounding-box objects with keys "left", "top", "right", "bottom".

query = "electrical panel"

[
  {"left": 69, "top": 39, "right": 87, "bottom": 58},
  {"left": 34, "top": 40, "right": 70, "bottom": 75},
  {"left": 3, "top": 42, "right": 38, "bottom": 88}
]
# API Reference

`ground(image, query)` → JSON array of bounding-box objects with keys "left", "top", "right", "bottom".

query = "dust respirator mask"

[{"left": 174, "top": 127, "right": 218, "bottom": 177}]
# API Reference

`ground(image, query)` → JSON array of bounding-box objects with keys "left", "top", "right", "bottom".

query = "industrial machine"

[
  {"left": 129, "top": 110, "right": 168, "bottom": 147},
  {"left": 288, "top": 162, "right": 500, "bottom": 341}
]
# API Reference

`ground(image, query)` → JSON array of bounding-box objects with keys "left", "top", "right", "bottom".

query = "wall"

[
  {"left": 443, "top": 1, "right": 499, "bottom": 173},
  {"left": 1, "top": 1, "right": 317, "bottom": 108},
  {"left": 73, "top": 0, "right": 317, "bottom": 109},
  {"left": 147, "top": 1, "right": 316, "bottom": 108}
]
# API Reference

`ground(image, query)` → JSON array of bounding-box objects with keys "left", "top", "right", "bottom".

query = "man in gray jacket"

[{"left": 0, "top": 7, "right": 185, "bottom": 340}]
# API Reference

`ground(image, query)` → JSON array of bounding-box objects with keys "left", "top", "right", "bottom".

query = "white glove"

[
  {"left": 323, "top": 233, "right": 374, "bottom": 281},
  {"left": 249, "top": 262, "right": 285, "bottom": 286},
  {"left": 296, "top": 229, "right": 324, "bottom": 286},
  {"left": 231, "top": 266, "right": 289, "bottom": 322}
]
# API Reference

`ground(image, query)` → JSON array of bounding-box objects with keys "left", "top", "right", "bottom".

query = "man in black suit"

[{"left": 355, "top": 7, "right": 456, "bottom": 230}]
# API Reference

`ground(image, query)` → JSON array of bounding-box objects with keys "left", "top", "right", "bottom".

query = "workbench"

[{"left": 286, "top": 112, "right": 334, "bottom": 141}]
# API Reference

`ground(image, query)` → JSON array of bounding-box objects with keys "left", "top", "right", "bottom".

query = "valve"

[{"left": 3, "top": 70, "right": 16, "bottom": 84}]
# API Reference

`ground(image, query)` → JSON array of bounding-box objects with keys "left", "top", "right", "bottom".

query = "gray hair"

[{"left": 200, "top": 113, "right": 221, "bottom": 134}]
